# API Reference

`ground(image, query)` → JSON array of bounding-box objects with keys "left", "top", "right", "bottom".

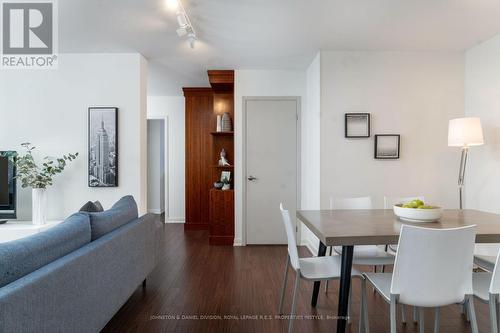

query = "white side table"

[{"left": 0, "top": 221, "right": 63, "bottom": 243}]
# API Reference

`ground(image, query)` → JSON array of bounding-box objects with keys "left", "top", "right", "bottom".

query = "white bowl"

[{"left": 393, "top": 204, "right": 443, "bottom": 223}]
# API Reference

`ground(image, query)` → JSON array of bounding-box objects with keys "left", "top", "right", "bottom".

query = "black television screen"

[{"left": 0, "top": 151, "right": 16, "bottom": 219}]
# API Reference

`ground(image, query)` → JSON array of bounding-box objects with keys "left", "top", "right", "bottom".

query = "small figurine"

[{"left": 218, "top": 148, "right": 230, "bottom": 166}]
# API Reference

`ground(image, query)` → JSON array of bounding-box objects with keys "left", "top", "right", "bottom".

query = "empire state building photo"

[{"left": 88, "top": 108, "right": 118, "bottom": 187}]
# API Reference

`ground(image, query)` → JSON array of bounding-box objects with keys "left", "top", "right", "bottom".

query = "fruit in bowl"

[{"left": 394, "top": 199, "right": 442, "bottom": 222}]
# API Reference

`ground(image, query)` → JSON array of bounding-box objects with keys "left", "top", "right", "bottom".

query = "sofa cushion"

[
  {"left": 79, "top": 200, "right": 104, "bottom": 213},
  {"left": 88, "top": 196, "right": 138, "bottom": 240},
  {"left": 0, "top": 212, "right": 91, "bottom": 288}
]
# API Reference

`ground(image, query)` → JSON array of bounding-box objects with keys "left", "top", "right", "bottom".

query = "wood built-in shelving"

[
  {"left": 208, "top": 70, "right": 235, "bottom": 246},
  {"left": 210, "top": 131, "right": 234, "bottom": 136}
]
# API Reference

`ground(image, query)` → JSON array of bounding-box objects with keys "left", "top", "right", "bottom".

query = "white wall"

[
  {"left": 147, "top": 96, "right": 185, "bottom": 222},
  {"left": 147, "top": 119, "right": 165, "bottom": 214},
  {"left": 465, "top": 34, "right": 500, "bottom": 213},
  {"left": 0, "top": 53, "right": 148, "bottom": 220},
  {"left": 301, "top": 53, "right": 321, "bottom": 253},
  {"left": 234, "top": 70, "right": 307, "bottom": 245},
  {"left": 320, "top": 51, "right": 464, "bottom": 210}
]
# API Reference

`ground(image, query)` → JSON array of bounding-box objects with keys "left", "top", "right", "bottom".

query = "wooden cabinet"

[
  {"left": 183, "top": 88, "right": 213, "bottom": 230},
  {"left": 209, "top": 189, "right": 234, "bottom": 245},
  {"left": 184, "top": 70, "right": 234, "bottom": 245}
]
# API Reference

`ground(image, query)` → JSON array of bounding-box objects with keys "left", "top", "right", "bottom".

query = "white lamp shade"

[{"left": 448, "top": 117, "right": 484, "bottom": 147}]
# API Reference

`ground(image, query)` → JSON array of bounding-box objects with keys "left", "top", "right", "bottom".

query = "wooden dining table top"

[{"left": 297, "top": 209, "right": 500, "bottom": 246}]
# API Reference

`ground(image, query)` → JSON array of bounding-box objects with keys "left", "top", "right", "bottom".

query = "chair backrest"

[
  {"left": 279, "top": 203, "right": 300, "bottom": 271},
  {"left": 383, "top": 196, "right": 425, "bottom": 209},
  {"left": 489, "top": 249, "right": 500, "bottom": 294},
  {"left": 391, "top": 224, "right": 476, "bottom": 307},
  {"left": 330, "top": 196, "right": 372, "bottom": 210}
]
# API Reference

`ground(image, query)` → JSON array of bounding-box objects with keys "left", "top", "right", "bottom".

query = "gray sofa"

[{"left": 0, "top": 196, "right": 163, "bottom": 333}]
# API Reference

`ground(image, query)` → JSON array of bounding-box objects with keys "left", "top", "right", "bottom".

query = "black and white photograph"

[
  {"left": 88, "top": 107, "right": 118, "bottom": 187},
  {"left": 345, "top": 113, "right": 370, "bottom": 138},
  {"left": 374, "top": 134, "right": 400, "bottom": 159}
]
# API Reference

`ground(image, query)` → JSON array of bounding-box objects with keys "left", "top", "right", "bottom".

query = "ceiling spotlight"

[
  {"left": 169, "top": 0, "right": 197, "bottom": 49},
  {"left": 176, "top": 12, "right": 188, "bottom": 27},
  {"left": 188, "top": 33, "right": 196, "bottom": 49},
  {"left": 165, "top": 0, "right": 179, "bottom": 11},
  {"left": 176, "top": 27, "right": 187, "bottom": 37}
]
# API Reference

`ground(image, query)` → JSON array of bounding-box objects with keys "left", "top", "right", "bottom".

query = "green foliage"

[{"left": 11, "top": 143, "right": 78, "bottom": 189}]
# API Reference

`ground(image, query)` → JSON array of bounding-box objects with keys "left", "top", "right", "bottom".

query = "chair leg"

[
  {"left": 390, "top": 295, "right": 397, "bottom": 333},
  {"left": 489, "top": 294, "right": 498, "bottom": 333},
  {"left": 348, "top": 284, "right": 352, "bottom": 324},
  {"left": 279, "top": 255, "right": 290, "bottom": 314},
  {"left": 434, "top": 307, "right": 440, "bottom": 333},
  {"left": 325, "top": 247, "right": 333, "bottom": 293},
  {"left": 467, "top": 296, "right": 478, "bottom": 333},
  {"left": 401, "top": 304, "right": 406, "bottom": 324},
  {"left": 413, "top": 306, "right": 418, "bottom": 324},
  {"left": 360, "top": 278, "right": 369, "bottom": 333},
  {"left": 418, "top": 307, "right": 425, "bottom": 333},
  {"left": 288, "top": 272, "right": 301, "bottom": 333}
]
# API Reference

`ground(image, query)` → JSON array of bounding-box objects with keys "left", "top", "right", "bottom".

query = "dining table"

[{"left": 296, "top": 208, "right": 500, "bottom": 333}]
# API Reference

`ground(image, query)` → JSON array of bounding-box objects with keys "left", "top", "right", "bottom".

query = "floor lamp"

[{"left": 448, "top": 117, "right": 484, "bottom": 209}]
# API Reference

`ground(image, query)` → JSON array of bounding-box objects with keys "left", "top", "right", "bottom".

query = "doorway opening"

[{"left": 147, "top": 119, "right": 166, "bottom": 219}]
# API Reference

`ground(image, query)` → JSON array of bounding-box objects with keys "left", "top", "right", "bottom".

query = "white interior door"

[{"left": 245, "top": 98, "right": 299, "bottom": 244}]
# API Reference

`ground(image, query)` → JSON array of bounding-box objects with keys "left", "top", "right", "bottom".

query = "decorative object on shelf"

[
  {"left": 214, "top": 181, "right": 224, "bottom": 189},
  {"left": 448, "top": 117, "right": 484, "bottom": 209},
  {"left": 345, "top": 113, "right": 370, "bottom": 138},
  {"left": 88, "top": 107, "right": 118, "bottom": 187},
  {"left": 218, "top": 148, "right": 230, "bottom": 166},
  {"left": 216, "top": 115, "right": 222, "bottom": 132},
  {"left": 221, "top": 177, "right": 231, "bottom": 190},
  {"left": 12, "top": 143, "right": 78, "bottom": 225},
  {"left": 221, "top": 112, "right": 232, "bottom": 132},
  {"left": 221, "top": 171, "right": 231, "bottom": 190},
  {"left": 374, "top": 134, "right": 400, "bottom": 159},
  {"left": 221, "top": 171, "right": 231, "bottom": 182}
]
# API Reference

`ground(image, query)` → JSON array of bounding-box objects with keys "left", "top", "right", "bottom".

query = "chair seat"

[
  {"left": 363, "top": 272, "right": 392, "bottom": 302},
  {"left": 474, "top": 255, "right": 496, "bottom": 272},
  {"left": 333, "top": 245, "right": 395, "bottom": 265},
  {"left": 473, "top": 272, "right": 493, "bottom": 302},
  {"left": 299, "top": 255, "right": 362, "bottom": 281}
]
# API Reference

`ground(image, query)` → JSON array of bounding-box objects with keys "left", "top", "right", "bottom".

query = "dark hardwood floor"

[{"left": 103, "top": 221, "right": 489, "bottom": 333}]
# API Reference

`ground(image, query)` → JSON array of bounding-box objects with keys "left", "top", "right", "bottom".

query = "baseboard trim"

[
  {"left": 302, "top": 237, "right": 318, "bottom": 256},
  {"left": 166, "top": 217, "right": 185, "bottom": 224},
  {"left": 148, "top": 209, "right": 165, "bottom": 214},
  {"left": 233, "top": 238, "right": 243, "bottom": 246}
]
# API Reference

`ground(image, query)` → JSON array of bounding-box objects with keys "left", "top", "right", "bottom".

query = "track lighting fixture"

[{"left": 166, "top": 0, "right": 197, "bottom": 49}]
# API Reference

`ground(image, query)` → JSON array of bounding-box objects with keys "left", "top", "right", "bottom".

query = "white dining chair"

[
  {"left": 326, "top": 197, "right": 395, "bottom": 287},
  {"left": 473, "top": 248, "right": 500, "bottom": 333},
  {"left": 474, "top": 244, "right": 500, "bottom": 272},
  {"left": 383, "top": 195, "right": 426, "bottom": 324},
  {"left": 278, "top": 203, "right": 368, "bottom": 333},
  {"left": 383, "top": 195, "right": 426, "bottom": 254},
  {"left": 362, "top": 224, "right": 478, "bottom": 333}
]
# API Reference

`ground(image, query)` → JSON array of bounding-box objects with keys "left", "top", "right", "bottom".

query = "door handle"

[{"left": 247, "top": 175, "right": 258, "bottom": 181}]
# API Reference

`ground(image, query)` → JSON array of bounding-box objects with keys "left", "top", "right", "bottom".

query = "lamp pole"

[{"left": 457, "top": 146, "right": 469, "bottom": 209}]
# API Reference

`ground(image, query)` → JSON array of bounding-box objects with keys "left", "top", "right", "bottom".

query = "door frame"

[
  {"left": 147, "top": 116, "right": 169, "bottom": 222},
  {"left": 242, "top": 96, "right": 301, "bottom": 245}
]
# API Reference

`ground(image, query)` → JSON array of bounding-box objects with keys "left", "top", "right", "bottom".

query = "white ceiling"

[{"left": 59, "top": 0, "right": 500, "bottom": 95}]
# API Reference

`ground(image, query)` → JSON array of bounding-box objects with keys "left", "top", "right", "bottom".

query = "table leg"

[
  {"left": 337, "top": 245, "right": 354, "bottom": 333},
  {"left": 311, "top": 241, "right": 327, "bottom": 307}
]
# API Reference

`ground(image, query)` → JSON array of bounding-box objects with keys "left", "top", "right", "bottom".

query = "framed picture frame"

[
  {"left": 88, "top": 107, "right": 118, "bottom": 187},
  {"left": 221, "top": 171, "right": 231, "bottom": 182},
  {"left": 374, "top": 134, "right": 400, "bottom": 159},
  {"left": 345, "top": 113, "right": 370, "bottom": 138}
]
